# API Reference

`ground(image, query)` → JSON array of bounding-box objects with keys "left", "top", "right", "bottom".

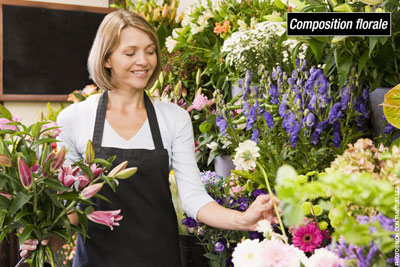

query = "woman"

[{"left": 21, "top": 9, "right": 279, "bottom": 266}]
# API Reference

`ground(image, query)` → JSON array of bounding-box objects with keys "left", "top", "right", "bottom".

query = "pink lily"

[
  {"left": 41, "top": 122, "right": 61, "bottom": 138},
  {"left": 76, "top": 175, "right": 91, "bottom": 190},
  {"left": 87, "top": 209, "right": 123, "bottom": 230},
  {"left": 18, "top": 157, "right": 33, "bottom": 190},
  {"left": 0, "top": 154, "right": 12, "bottom": 167},
  {"left": 50, "top": 146, "right": 66, "bottom": 172},
  {"left": 0, "top": 115, "right": 20, "bottom": 131},
  {"left": 58, "top": 165, "right": 80, "bottom": 187},
  {"left": 80, "top": 183, "right": 103, "bottom": 199},
  {"left": 0, "top": 192, "right": 12, "bottom": 200},
  {"left": 90, "top": 164, "right": 102, "bottom": 179}
]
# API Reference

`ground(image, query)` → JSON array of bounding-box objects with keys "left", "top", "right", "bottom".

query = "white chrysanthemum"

[
  {"left": 307, "top": 248, "right": 344, "bottom": 267},
  {"left": 256, "top": 220, "right": 288, "bottom": 242},
  {"left": 206, "top": 141, "right": 218, "bottom": 152},
  {"left": 233, "top": 140, "right": 260, "bottom": 170},
  {"left": 232, "top": 239, "right": 263, "bottom": 267},
  {"left": 190, "top": 23, "right": 202, "bottom": 35},
  {"left": 165, "top": 36, "right": 178, "bottom": 53}
]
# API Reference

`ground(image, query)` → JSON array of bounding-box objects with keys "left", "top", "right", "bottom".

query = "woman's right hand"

[{"left": 20, "top": 238, "right": 49, "bottom": 258}]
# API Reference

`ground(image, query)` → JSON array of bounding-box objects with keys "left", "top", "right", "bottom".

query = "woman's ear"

[{"left": 104, "top": 59, "right": 111, "bottom": 68}]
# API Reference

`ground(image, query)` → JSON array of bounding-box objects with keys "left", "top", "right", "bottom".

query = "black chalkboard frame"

[{"left": 0, "top": 0, "right": 114, "bottom": 101}]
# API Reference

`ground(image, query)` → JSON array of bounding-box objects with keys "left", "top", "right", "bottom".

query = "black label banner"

[{"left": 287, "top": 12, "right": 391, "bottom": 36}]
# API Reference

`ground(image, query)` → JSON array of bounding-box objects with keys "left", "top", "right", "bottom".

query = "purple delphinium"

[
  {"left": 216, "top": 115, "right": 228, "bottom": 136},
  {"left": 263, "top": 111, "right": 274, "bottom": 129},
  {"left": 200, "top": 171, "right": 222, "bottom": 186},
  {"left": 251, "top": 129, "right": 259, "bottom": 143},
  {"left": 305, "top": 112, "right": 316, "bottom": 128},
  {"left": 182, "top": 217, "right": 197, "bottom": 228},
  {"left": 279, "top": 94, "right": 288, "bottom": 119},
  {"left": 328, "top": 103, "right": 343, "bottom": 124},
  {"left": 310, "top": 119, "right": 329, "bottom": 145},
  {"left": 238, "top": 197, "right": 250, "bottom": 211},
  {"left": 332, "top": 121, "right": 341, "bottom": 148},
  {"left": 242, "top": 101, "right": 250, "bottom": 116},
  {"left": 268, "top": 82, "right": 279, "bottom": 104},
  {"left": 246, "top": 105, "right": 257, "bottom": 130},
  {"left": 354, "top": 96, "right": 369, "bottom": 119},
  {"left": 340, "top": 86, "right": 351, "bottom": 110}
]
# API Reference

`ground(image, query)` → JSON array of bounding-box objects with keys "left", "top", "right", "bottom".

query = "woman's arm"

[{"left": 197, "top": 194, "right": 279, "bottom": 231}]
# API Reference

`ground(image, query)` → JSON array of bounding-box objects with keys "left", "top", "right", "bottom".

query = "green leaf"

[
  {"left": 369, "top": 37, "right": 378, "bottom": 58},
  {"left": 0, "top": 104, "right": 12, "bottom": 119},
  {"left": 30, "top": 122, "right": 41, "bottom": 140},
  {"left": 308, "top": 38, "right": 324, "bottom": 63},
  {"left": 231, "top": 170, "right": 265, "bottom": 186},
  {"left": 32, "top": 138, "right": 58, "bottom": 147},
  {"left": 10, "top": 192, "right": 31, "bottom": 217},
  {"left": 43, "top": 179, "right": 70, "bottom": 192},
  {"left": 357, "top": 51, "right": 369, "bottom": 79},
  {"left": 382, "top": 84, "right": 400, "bottom": 129},
  {"left": 0, "top": 194, "right": 11, "bottom": 208},
  {"left": 18, "top": 225, "right": 33, "bottom": 244},
  {"left": 336, "top": 53, "right": 353, "bottom": 90},
  {"left": 58, "top": 192, "right": 79, "bottom": 200},
  {"left": 93, "top": 158, "right": 112, "bottom": 168},
  {"left": 204, "top": 252, "right": 219, "bottom": 260},
  {"left": 199, "top": 121, "right": 212, "bottom": 134}
]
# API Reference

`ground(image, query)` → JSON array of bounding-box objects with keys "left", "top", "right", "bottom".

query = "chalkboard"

[{"left": 0, "top": 0, "right": 114, "bottom": 101}]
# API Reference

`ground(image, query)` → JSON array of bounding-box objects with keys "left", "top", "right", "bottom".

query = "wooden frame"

[{"left": 0, "top": 0, "right": 114, "bottom": 101}]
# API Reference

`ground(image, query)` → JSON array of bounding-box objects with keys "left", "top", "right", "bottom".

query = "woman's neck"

[{"left": 107, "top": 88, "right": 145, "bottom": 112}]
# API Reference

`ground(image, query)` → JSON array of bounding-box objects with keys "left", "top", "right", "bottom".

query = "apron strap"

[{"left": 92, "top": 90, "right": 164, "bottom": 149}]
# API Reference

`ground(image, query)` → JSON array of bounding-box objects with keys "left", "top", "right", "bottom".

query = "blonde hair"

[{"left": 88, "top": 10, "right": 161, "bottom": 91}]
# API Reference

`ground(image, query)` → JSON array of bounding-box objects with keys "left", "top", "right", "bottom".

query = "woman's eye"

[
  {"left": 125, "top": 53, "right": 134, "bottom": 56},
  {"left": 147, "top": 51, "right": 155, "bottom": 55}
]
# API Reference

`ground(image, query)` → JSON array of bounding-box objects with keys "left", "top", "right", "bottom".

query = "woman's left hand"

[{"left": 240, "top": 194, "right": 280, "bottom": 231}]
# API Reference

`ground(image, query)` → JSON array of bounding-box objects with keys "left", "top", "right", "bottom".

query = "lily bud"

[
  {"left": 161, "top": 4, "right": 169, "bottom": 18},
  {"left": 182, "top": 87, "right": 187, "bottom": 98},
  {"left": 159, "top": 71, "right": 164, "bottom": 85},
  {"left": 107, "top": 161, "right": 128, "bottom": 178},
  {"left": 196, "top": 69, "right": 201, "bottom": 87},
  {"left": 80, "top": 183, "right": 103, "bottom": 199},
  {"left": 153, "top": 7, "right": 161, "bottom": 21},
  {"left": 170, "top": 9, "right": 176, "bottom": 23},
  {"left": 18, "top": 157, "right": 33, "bottom": 190},
  {"left": 50, "top": 146, "right": 66, "bottom": 172},
  {"left": 195, "top": 87, "right": 202, "bottom": 97},
  {"left": 85, "top": 140, "right": 95, "bottom": 164},
  {"left": 173, "top": 81, "right": 182, "bottom": 97},
  {"left": 163, "top": 84, "right": 170, "bottom": 93},
  {"left": 170, "top": 0, "right": 176, "bottom": 10},
  {"left": 152, "top": 88, "right": 161, "bottom": 98},
  {"left": 0, "top": 154, "right": 12, "bottom": 167},
  {"left": 114, "top": 167, "right": 138, "bottom": 179}
]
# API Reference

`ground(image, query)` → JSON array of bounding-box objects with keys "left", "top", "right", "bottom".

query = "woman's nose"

[{"left": 135, "top": 51, "right": 148, "bottom": 66}]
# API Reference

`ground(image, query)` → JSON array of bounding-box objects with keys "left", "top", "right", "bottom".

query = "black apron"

[{"left": 73, "top": 91, "right": 181, "bottom": 267}]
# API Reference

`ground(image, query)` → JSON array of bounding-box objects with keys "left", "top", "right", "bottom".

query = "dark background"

[{"left": 3, "top": 4, "right": 107, "bottom": 95}]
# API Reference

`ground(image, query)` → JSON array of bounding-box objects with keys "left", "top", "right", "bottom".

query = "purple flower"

[
  {"left": 252, "top": 189, "right": 267, "bottom": 198},
  {"left": 340, "top": 86, "right": 351, "bottom": 110},
  {"left": 214, "top": 242, "right": 225, "bottom": 252},
  {"left": 279, "top": 94, "right": 288, "bottom": 119},
  {"left": 200, "top": 171, "right": 221, "bottom": 185},
  {"left": 216, "top": 116, "right": 228, "bottom": 136},
  {"left": 251, "top": 129, "right": 259, "bottom": 143},
  {"left": 245, "top": 70, "right": 252, "bottom": 86},
  {"left": 384, "top": 123, "right": 395, "bottom": 134},
  {"left": 242, "top": 101, "right": 250, "bottom": 115},
  {"left": 292, "top": 69, "right": 298, "bottom": 79},
  {"left": 181, "top": 217, "right": 197, "bottom": 228},
  {"left": 295, "top": 58, "right": 300, "bottom": 68},
  {"left": 311, "top": 119, "right": 329, "bottom": 145},
  {"left": 354, "top": 96, "right": 369, "bottom": 118},
  {"left": 328, "top": 103, "right": 343, "bottom": 124},
  {"left": 263, "top": 111, "right": 274, "bottom": 129},
  {"left": 216, "top": 197, "right": 224, "bottom": 205},
  {"left": 238, "top": 78, "right": 243, "bottom": 88},
  {"left": 246, "top": 106, "right": 257, "bottom": 130},
  {"left": 252, "top": 86, "right": 259, "bottom": 95},
  {"left": 305, "top": 112, "right": 316, "bottom": 128},
  {"left": 333, "top": 131, "right": 341, "bottom": 148},
  {"left": 301, "top": 60, "right": 308, "bottom": 72},
  {"left": 269, "top": 82, "right": 279, "bottom": 104},
  {"left": 308, "top": 94, "right": 317, "bottom": 111}
]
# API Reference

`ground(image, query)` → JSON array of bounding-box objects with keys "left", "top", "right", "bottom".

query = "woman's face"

[{"left": 105, "top": 26, "right": 157, "bottom": 91}]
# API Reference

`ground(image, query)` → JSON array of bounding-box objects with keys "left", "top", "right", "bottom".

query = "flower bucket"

[
  {"left": 214, "top": 155, "right": 235, "bottom": 179},
  {"left": 369, "top": 87, "right": 390, "bottom": 137},
  {"left": 179, "top": 235, "right": 208, "bottom": 267}
]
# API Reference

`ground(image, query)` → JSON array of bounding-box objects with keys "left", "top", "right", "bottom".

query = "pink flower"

[
  {"left": 58, "top": 165, "right": 80, "bottom": 187},
  {"left": 259, "top": 239, "right": 306, "bottom": 267},
  {"left": 230, "top": 185, "right": 245, "bottom": 196},
  {"left": 76, "top": 175, "right": 91, "bottom": 190},
  {"left": 0, "top": 192, "right": 12, "bottom": 200},
  {"left": 87, "top": 209, "right": 123, "bottom": 230},
  {"left": 292, "top": 223, "right": 323, "bottom": 253},
  {"left": 0, "top": 116, "right": 19, "bottom": 131},
  {"left": 31, "top": 161, "right": 39, "bottom": 173},
  {"left": 90, "top": 164, "right": 102, "bottom": 179},
  {"left": 80, "top": 183, "right": 103, "bottom": 199},
  {"left": 186, "top": 94, "right": 213, "bottom": 112},
  {"left": 41, "top": 122, "right": 62, "bottom": 138},
  {"left": 18, "top": 157, "right": 33, "bottom": 190},
  {"left": 308, "top": 248, "right": 344, "bottom": 267}
]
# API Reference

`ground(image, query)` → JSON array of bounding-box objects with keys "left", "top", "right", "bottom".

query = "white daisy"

[{"left": 233, "top": 140, "right": 260, "bottom": 170}]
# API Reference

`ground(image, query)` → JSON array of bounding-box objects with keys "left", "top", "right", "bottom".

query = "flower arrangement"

[
  {"left": 0, "top": 105, "right": 137, "bottom": 266},
  {"left": 67, "top": 84, "right": 101, "bottom": 103},
  {"left": 111, "top": 0, "right": 180, "bottom": 48},
  {"left": 181, "top": 170, "right": 269, "bottom": 266},
  {"left": 221, "top": 20, "right": 307, "bottom": 78},
  {"left": 214, "top": 60, "right": 369, "bottom": 179}
]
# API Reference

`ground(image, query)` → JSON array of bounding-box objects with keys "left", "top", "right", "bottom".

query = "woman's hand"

[
  {"left": 240, "top": 194, "right": 281, "bottom": 231},
  {"left": 19, "top": 228, "right": 65, "bottom": 258}
]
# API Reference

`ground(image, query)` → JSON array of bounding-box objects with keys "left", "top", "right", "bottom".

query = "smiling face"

[{"left": 104, "top": 26, "right": 157, "bottom": 91}]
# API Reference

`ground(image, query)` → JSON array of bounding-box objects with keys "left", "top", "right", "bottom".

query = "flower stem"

[
  {"left": 256, "top": 161, "right": 287, "bottom": 242},
  {"left": 53, "top": 200, "right": 77, "bottom": 225}
]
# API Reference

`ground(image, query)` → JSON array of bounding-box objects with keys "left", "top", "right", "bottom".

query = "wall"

[{"left": 3, "top": 0, "right": 201, "bottom": 126}]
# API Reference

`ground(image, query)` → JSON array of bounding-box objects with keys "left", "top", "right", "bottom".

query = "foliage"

[
  {"left": 110, "top": 0, "right": 181, "bottom": 48},
  {"left": 382, "top": 83, "right": 400, "bottom": 129}
]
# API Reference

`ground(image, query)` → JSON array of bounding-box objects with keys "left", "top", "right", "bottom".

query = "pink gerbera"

[{"left": 292, "top": 223, "right": 323, "bottom": 253}]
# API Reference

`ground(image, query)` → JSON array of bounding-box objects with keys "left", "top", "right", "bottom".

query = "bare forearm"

[{"left": 196, "top": 201, "right": 247, "bottom": 231}]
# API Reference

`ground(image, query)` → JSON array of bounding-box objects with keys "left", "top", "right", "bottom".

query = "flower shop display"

[
  {"left": 67, "top": 85, "right": 101, "bottom": 103},
  {"left": 214, "top": 60, "right": 369, "bottom": 179},
  {"left": 111, "top": 0, "right": 180, "bottom": 48},
  {"left": 0, "top": 105, "right": 137, "bottom": 267}
]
